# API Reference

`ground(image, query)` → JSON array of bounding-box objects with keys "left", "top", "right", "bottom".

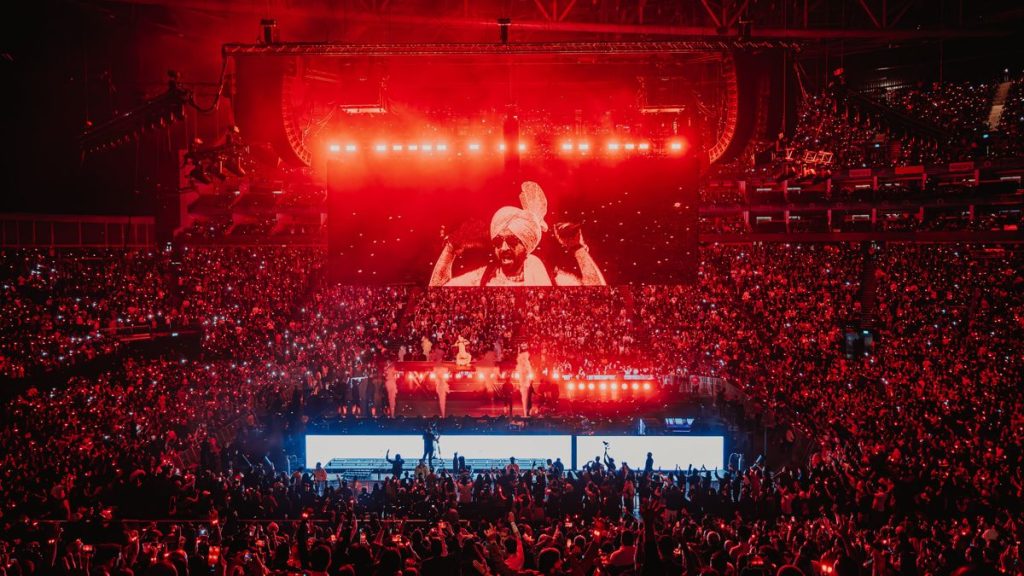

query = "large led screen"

[
  {"left": 328, "top": 156, "right": 698, "bottom": 286},
  {"left": 576, "top": 435, "right": 723, "bottom": 471},
  {"left": 306, "top": 434, "right": 572, "bottom": 469}
]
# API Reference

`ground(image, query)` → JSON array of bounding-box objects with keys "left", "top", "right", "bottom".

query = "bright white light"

[
  {"left": 578, "top": 142, "right": 590, "bottom": 151},
  {"left": 374, "top": 144, "right": 387, "bottom": 152},
  {"left": 306, "top": 435, "right": 571, "bottom": 469},
  {"left": 561, "top": 142, "right": 574, "bottom": 151},
  {"left": 625, "top": 143, "right": 636, "bottom": 150},
  {"left": 577, "top": 436, "right": 723, "bottom": 471},
  {"left": 498, "top": 143, "right": 507, "bottom": 151},
  {"left": 345, "top": 144, "right": 357, "bottom": 152},
  {"left": 422, "top": 144, "right": 433, "bottom": 151},
  {"left": 328, "top": 143, "right": 341, "bottom": 153},
  {"left": 607, "top": 142, "right": 620, "bottom": 151},
  {"left": 408, "top": 144, "right": 419, "bottom": 151},
  {"left": 518, "top": 143, "right": 527, "bottom": 151},
  {"left": 468, "top": 142, "right": 481, "bottom": 151},
  {"left": 638, "top": 142, "right": 650, "bottom": 151},
  {"left": 670, "top": 141, "right": 683, "bottom": 151},
  {"left": 392, "top": 144, "right": 403, "bottom": 151},
  {"left": 436, "top": 143, "right": 448, "bottom": 151}
]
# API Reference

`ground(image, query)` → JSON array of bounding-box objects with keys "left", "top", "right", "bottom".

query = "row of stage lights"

[
  {"left": 399, "top": 370, "right": 654, "bottom": 392},
  {"left": 567, "top": 381, "right": 653, "bottom": 392},
  {"left": 326, "top": 139, "right": 688, "bottom": 156}
]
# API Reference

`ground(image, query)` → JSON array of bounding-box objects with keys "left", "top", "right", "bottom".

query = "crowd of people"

[{"left": 1, "top": 240, "right": 1023, "bottom": 575}]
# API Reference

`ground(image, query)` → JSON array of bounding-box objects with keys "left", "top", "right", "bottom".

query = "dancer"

[
  {"left": 384, "top": 362, "right": 398, "bottom": 418},
  {"left": 515, "top": 346, "right": 534, "bottom": 417}
]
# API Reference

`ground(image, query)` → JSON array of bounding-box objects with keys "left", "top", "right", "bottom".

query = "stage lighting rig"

[
  {"left": 81, "top": 65, "right": 231, "bottom": 155},
  {"left": 183, "top": 127, "right": 252, "bottom": 186}
]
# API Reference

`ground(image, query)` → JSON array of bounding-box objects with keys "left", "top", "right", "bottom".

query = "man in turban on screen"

[{"left": 429, "top": 181, "right": 606, "bottom": 286}]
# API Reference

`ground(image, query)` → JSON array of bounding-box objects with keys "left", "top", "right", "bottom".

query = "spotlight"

[
  {"left": 422, "top": 144, "right": 433, "bottom": 151},
  {"left": 599, "top": 382, "right": 607, "bottom": 391},
  {"left": 408, "top": 144, "right": 418, "bottom": 151},
  {"left": 624, "top": 143, "right": 636, "bottom": 150},
  {"left": 328, "top": 143, "right": 341, "bottom": 153},
  {"left": 567, "top": 382, "right": 576, "bottom": 391},
  {"left": 518, "top": 143, "right": 527, "bottom": 151},
  {"left": 392, "top": 144, "right": 403, "bottom": 151},
  {"left": 345, "top": 144, "right": 357, "bottom": 152},
  {"left": 669, "top": 141, "right": 683, "bottom": 151},
  {"left": 631, "top": 383, "right": 640, "bottom": 390},
  {"left": 436, "top": 143, "right": 448, "bottom": 151},
  {"left": 643, "top": 382, "right": 652, "bottom": 391},
  {"left": 561, "top": 142, "right": 573, "bottom": 152},
  {"left": 608, "top": 142, "right": 620, "bottom": 151},
  {"left": 374, "top": 144, "right": 387, "bottom": 152},
  {"left": 578, "top": 142, "right": 590, "bottom": 152},
  {"left": 587, "top": 383, "right": 595, "bottom": 391},
  {"left": 468, "top": 142, "right": 481, "bottom": 151},
  {"left": 638, "top": 142, "right": 650, "bottom": 151}
]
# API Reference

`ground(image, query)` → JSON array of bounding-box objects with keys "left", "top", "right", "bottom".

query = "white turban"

[{"left": 490, "top": 181, "right": 549, "bottom": 254}]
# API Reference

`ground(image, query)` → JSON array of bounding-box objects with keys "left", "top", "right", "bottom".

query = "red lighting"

[
  {"left": 518, "top": 143, "right": 527, "bottom": 151},
  {"left": 587, "top": 382, "right": 595, "bottom": 391},
  {"left": 598, "top": 382, "right": 607, "bottom": 390},
  {"left": 567, "top": 382, "right": 576, "bottom": 391},
  {"left": 607, "top": 142, "right": 620, "bottom": 151},
  {"left": 669, "top": 141, "right": 683, "bottom": 151},
  {"left": 436, "top": 143, "right": 448, "bottom": 151},
  {"left": 344, "top": 144, "right": 357, "bottom": 152},
  {"left": 578, "top": 142, "right": 590, "bottom": 152},
  {"left": 621, "top": 383, "right": 628, "bottom": 390},
  {"left": 561, "top": 142, "right": 574, "bottom": 152},
  {"left": 642, "top": 382, "right": 652, "bottom": 391},
  {"left": 638, "top": 142, "right": 650, "bottom": 151},
  {"left": 624, "top": 143, "right": 636, "bottom": 150},
  {"left": 392, "top": 144, "right": 403, "bottom": 151},
  {"left": 374, "top": 144, "right": 387, "bottom": 152},
  {"left": 468, "top": 142, "right": 481, "bottom": 151},
  {"left": 422, "top": 144, "right": 433, "bottom": 151},
  {"left": 631, "top": 383, "right": 640, "bottom": 390},
  {"left": 498, "top": 143, "right": 506, "bottom": 151},
  {"left": 408, "top": 144, "right": 419, "bottom": 151},
  {"left": 328, "top": 143, "right": 341, "bottom": 153}
]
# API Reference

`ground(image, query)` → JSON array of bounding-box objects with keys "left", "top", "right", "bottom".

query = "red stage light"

[
  {"left": 408, "top": 144, "right": 419, "bottom": 151},
  {"left": 587, "top": 382, "right": 595, "bottom": 391},
  {"left": 498, "top": 143, "right": 506, "bottom": 151},
  {"left": 638, "top": 142, "right": 650, "bottom": 151},
  {"left": 607, "top": 142, "right": 620, "bottom": 151},
  {"left": 621, "top": 383, "right": 628, "bottom": 390},
  {"left": 561, "top": 142, "right": 574, "bottom": 152},
  {"left": 328, "top": 143, "right": 341, "bottom": 153},
  {"left": 436, "top": 143, "right": 448, "bottom": 151},
  {"left": 643, "top": 382, "right": 652, "bottom": 391},
  {"left": 631, "top": 383, "right": 640, "bottom": 390},
  {"left": 422, "top": 144, "right": 433, "bottom": 151},
  {"left": 669, "top": 141, "right": 683, "bottom": 151},
  {"left": 567, "top": 382, "right": 575, "bottom": 391},
  {"left": 578, "top": 142, "right": 590, "bottom": 152},
  {"left": 518, "top": 143, "right": 527, "bottom": 151},
  {"left": 392, "top": 144, "right": 403, "bottom": 151},
  {"left": 599, "top": 382, "right": 607, "bottom": 391},
  {"left": 374, "top": 144, "right": 387, "bottom": 152},
  {"left": 345, "top": 144, "right": 357, "bottom": 152},
  {"left": 624, "top": 143, "right": 636, "bottom": 151},
  {"left": 468, "top": 142, "right": 481, "bottom": 151}
]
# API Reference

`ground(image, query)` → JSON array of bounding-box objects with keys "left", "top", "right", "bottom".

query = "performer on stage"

[
  {"left": 515, "top": 346, "right": 534, "bottom": 417},
  {"left": 384, "top": 362, "right": 399, "bottom": 418},
  {"left": 435, "top": 370, "right": 450, "bottom": 418},
  {"left": 429, "top": 181, "right": 607, "bottom": 287},
  {"left": 421, "top": 425, "right": 439, "bottom": 468}
]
